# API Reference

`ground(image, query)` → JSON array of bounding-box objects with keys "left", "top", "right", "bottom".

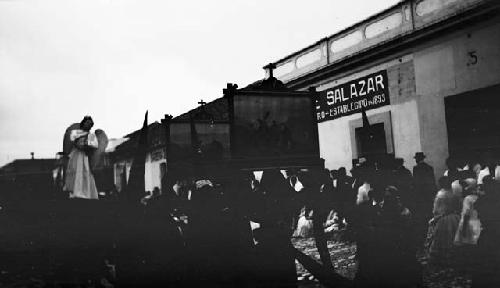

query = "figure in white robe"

[{"left": 63, "top": 116, "right": 99, "bottom": 199}]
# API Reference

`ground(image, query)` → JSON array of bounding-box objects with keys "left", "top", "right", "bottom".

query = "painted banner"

[
  {"left": 232, "top": 93, "right": 318, "bottom": 159},
  {"left": 316, "top": 70, "right": 389, "bottom": 122}
]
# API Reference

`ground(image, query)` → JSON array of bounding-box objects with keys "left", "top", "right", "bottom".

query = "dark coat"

[
  {"left": 413, "top": 162, "right": 436, "bottom": 203},
  {"left": 335, "top": 176, "right": 354, "bottom": 203}
]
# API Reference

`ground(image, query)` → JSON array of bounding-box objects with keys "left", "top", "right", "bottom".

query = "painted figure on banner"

[
  {"left": 62, "top": 116, "right": 107, "bottom": 199},
  {"left": 249, "top": 113, "right": 294, "bottom": 156}
]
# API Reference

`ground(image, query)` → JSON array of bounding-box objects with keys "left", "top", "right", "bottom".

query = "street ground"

[
  {"left": 0, "top": 207, "right": 471, "bottom": 288},
  {"left": 292, "top": 235, "right": 471, "bottom": 288}
]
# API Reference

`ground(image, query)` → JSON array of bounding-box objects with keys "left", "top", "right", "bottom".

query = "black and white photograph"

[{"left": 1, "top": 0, "right": 500, "bottom": 287}]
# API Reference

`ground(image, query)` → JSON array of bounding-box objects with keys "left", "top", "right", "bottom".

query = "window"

[
  {"left": 416, "top": 0, "right": 459, "bottom": 16},
  {"left": 365, "top": 13, "right": 403, "bottom": 39},
  {"left": 274, "top": 61, "right": 295, "bottom": 78},
  {"left": 296, "top": 48, "right": 322, "bottom": 69},
  {"left": 330, "top": 30, "right": 363, "bottom": 54}
]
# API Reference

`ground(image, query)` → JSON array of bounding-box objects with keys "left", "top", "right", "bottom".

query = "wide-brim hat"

[{"left": 414, "top": 152, "right": 426, "bottom": 159}]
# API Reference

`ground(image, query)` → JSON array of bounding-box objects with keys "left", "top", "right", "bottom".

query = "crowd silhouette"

[{"left": 2, "top": 149, "right": 500, "bottom": 288}]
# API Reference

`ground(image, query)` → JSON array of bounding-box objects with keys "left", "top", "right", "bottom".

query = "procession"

[{"left": 1, "top": 0, "right": 500, "bottom": 287}]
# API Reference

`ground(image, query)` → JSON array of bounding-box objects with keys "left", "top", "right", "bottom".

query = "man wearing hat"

[
  {"left": 413, "top": 152, "right": 436, "bottom": 244},
  {"left": 413, "top": 152, "right": 436, "bottom": 195}
]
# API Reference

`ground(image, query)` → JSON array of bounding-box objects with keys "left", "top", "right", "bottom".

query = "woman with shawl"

[
  {"left": 454, "top": 178, "right": 481, "bottom": 273},
  {"left": 454, "top": 178, "right": 481, "bottom": 246},
  {"left": 426, "top": 176, "right": 461, "bottom": 265}
]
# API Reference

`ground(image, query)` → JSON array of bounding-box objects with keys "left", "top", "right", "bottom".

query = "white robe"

[{"left": 64, "top": 129, "right": 99, "bottom": 199}]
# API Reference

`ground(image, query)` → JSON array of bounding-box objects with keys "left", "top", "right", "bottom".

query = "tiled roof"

[
  {"left": 0, "top": 159, "right": 56, "bottom": 175},
  {"left": 113, "top": 122, "right": 166, "bottom": 157},
  {"left": 174, "top": 97, "right": 229, "bottom": 121}
]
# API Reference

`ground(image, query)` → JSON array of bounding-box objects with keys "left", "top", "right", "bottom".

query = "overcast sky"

[{"left": 0, "top": 0, "right": 399, "bottom": 166}]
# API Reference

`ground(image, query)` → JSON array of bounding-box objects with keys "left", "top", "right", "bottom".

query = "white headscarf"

[{"left": 356, "top": 183, "right": 371, "bottom": 205}]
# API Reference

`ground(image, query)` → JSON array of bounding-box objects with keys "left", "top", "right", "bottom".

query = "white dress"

[
  {"left": 454, "top": 194, "right": 481, "bottom": 245},
  {"left": 64, "top": 129, "right": 99, "bottom": 199}
]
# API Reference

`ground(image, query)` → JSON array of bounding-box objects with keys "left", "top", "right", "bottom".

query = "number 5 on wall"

[{"left": 467, "top": 50, "right": 478, "bottom": 66}]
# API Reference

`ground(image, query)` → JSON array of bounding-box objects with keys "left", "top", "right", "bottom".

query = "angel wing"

[
  {"left": 63, "top": 123, "right": 80, "bottom": 157},
  {"left": 90, "top": 129, "right": 109, "bottom": 170}
]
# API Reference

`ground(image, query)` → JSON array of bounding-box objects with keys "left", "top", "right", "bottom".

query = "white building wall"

[
  {"left": 317, "top": 114, "right": 353, "bottom": 171},
  {"left": 316, "top": 55, "right": 420, "bottom": 171},
  {"left": 312, "top": 17, "right": 500, "bottom": 177},
  {"left": 414, "top": 20, "right": 500, "bottom": 177},
  {"left": 390, "top": 100, "right": 422, "bottom": 167},
  {"left": 144, "top": 150, "right": 166, "bottom": 192},
  {"left": 144, "top": 153, "right": 153, "bottom": 192}
]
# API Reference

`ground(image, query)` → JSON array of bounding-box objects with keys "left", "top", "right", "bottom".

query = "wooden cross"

[
  {"left": 264, "top": 62, "right": 276, "bottom": 78},
  {"left": 198, "top": 99, "right": 206, "bottom": 106}
]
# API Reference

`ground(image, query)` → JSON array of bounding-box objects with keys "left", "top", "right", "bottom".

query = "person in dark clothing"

[
  {"left": 445, "top": 156, "right": 461, "bottom": 181},
  {"left": 333, "top": 167, "right": 354, "bottom": 228},
  {"left": 393, "top": 158, "right": 414, "bottom": 209},
  {"left": 319, "top": 168, "right": 336, "bottom": 211},
  {"left": 352, "top": 173, "right": 378, "bottom": 287},
  {"left": 254, "top": 169, "right": 297, "bottom": 288},
  {"left": 413, "top": 152, "right": 436, "bottom": 199},
  {"left": 304, "top": 169, "right": 334, "bottom": 269},
  {"left": 139, "top": 188, "right": 186, "bottom": 286},
  {"left": 375, "top": 154, "right": 397, "bottom": 189},
  {"left": 284, "top": 168, "right": 305, "bottom": 233},
  {"left": 369, "top": 186, "right": 423, "bottom": 288},
  {"left": 185, "top": 180, "right": 230, "bottom": 287},
  {"left": 330, "top": 169, "right": 338, "bottom": 187},
  {"left": 413, "top": 152, "right": 436, "bottom": 244},
  {"left": 212, "top": 172, "right": 259, "bottom": 288}
]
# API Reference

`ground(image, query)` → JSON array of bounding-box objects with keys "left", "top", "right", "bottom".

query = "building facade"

[
  {"left": 112, "top": 122, "right": 167, "bottom": 193},
  {"left": 0, "top": 157, "right": 56, "bottom": 200},
  {"left": 266, "top": 0, "right": 500, "bottom": 178}
]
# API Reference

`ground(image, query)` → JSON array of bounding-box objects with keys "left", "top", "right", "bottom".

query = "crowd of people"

[
  {"left": 127, "top": 151, "right": 437, "bottom": 287},
  {"left": 314, "top": 154, "right": 427, "bottom": 287},
  {"left": 56, "top": 116, "right": 500, "bottom": 288},
  {"left": 316, "top": 152, "right": 500, "bottom": 288},
  {"left": 53, "top": 152, "right": 500, "bottom": 288}
]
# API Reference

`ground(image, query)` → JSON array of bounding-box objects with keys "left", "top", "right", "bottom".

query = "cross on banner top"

[{"left": 264, "top": 63, "right": 276, "bottom": 78}]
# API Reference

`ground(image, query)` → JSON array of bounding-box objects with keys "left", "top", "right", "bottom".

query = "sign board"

[{"left": 316, "top": 70, "right": 389, "bottom": 122}]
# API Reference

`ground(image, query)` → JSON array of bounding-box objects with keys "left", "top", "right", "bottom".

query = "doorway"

[
  {"left": 445, "top": 84, "right": 500, "bottom": 162},
  {"left": 355, "top": 122, "right": 388, "bottom": 158}
]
